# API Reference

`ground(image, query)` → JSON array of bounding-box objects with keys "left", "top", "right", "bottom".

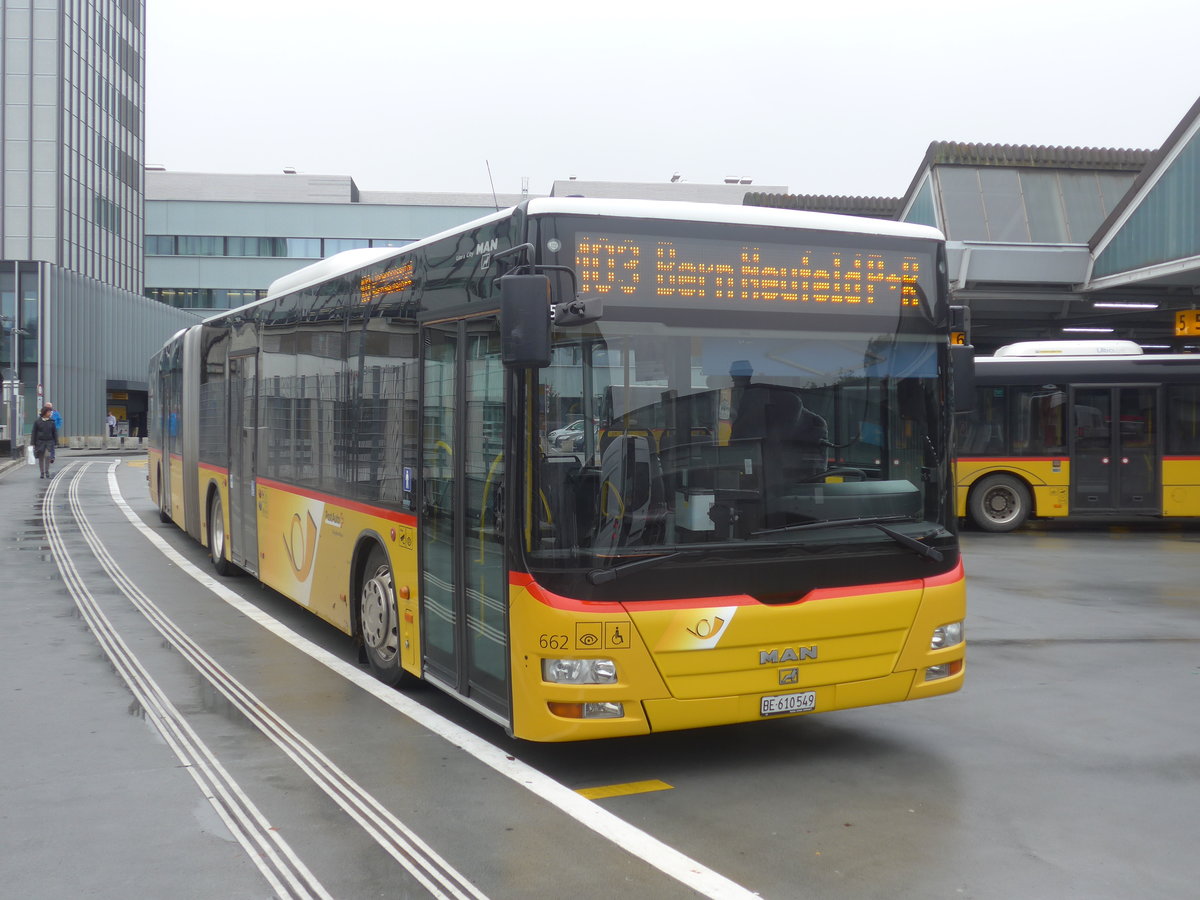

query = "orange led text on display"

[
  {"left": 576, "top": 237, "right": 921, "bottom": 308},
  {"left": 360, "top": 262, "right": 415, "bottom": 303}
]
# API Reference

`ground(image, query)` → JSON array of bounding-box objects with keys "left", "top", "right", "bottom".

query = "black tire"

[
  {"left": 208, "top": 493, "right": 236, "bottom": 576},
  {"left": 158, "top": 467, "right": 171, "bottom": 523},
  {"left": 358, "top": 545, "right": 407, "bottom": 686},
  {"left": 969, "top": 474, "right": 1031, "bottom": 532}
]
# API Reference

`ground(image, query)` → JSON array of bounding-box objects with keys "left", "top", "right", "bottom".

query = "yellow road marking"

[
  {"left": 576, "top": 779, "right": 673, "bottom": 800},
  {"left": 126, "top": 460, "right": 147, "bottom": 468}
]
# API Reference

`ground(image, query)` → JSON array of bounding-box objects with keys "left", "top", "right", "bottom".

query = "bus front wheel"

[
  {"left": 358, "top": 546, "right": 407, "bottom": 687},
  {"left": 969, "top": 474, "right": 1031, "bottom": 532}
]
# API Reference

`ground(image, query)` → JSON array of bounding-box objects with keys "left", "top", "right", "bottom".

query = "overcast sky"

[{"left": 145, "top": 0, "right": 1200, "bottom": 199}]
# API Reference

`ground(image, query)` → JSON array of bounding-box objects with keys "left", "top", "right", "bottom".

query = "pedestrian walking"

[{"left": 32, "top": 404, "right": 58, "bottom": 478}]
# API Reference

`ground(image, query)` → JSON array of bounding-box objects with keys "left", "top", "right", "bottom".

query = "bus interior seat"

[
  {"left": 540, "top": 455, "right": 582, "bottom": 548},
  {"left": 735, "top": 388, "right": 829, "bottom": 480},
  {"left": 596, "top": 435, "right": 667, "bottom": 549}
]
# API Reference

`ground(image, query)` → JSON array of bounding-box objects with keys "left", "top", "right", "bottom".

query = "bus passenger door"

[
  {"left": 419, "top": 317, "right": 509, "bottom": 723},
  {"left": 1070, "top": 385, "right": 1160, "bottom": 515},
  {"left": 228, "top": 353, "right": 259, "bottom": 575}
]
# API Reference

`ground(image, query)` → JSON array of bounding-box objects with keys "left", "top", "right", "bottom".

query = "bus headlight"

[
  {"left": 541, "top": 658, "right": 618, "bottom": 684},
  {"left": 931, "top": 621, "right": 964, "bottom": 650}
]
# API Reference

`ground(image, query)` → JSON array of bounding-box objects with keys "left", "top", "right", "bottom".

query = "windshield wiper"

[
  {"left": 873, "top": 524, "right": 944, "bottom": 562},
  {"left": 752, "top": 514, "right": 914, "bottom": 536},
  {"left": 752, "top": 515, "right": 945, "bottom": 563},
  {"left": 587, "top": 550, "right": 702, "bottom": 585}
]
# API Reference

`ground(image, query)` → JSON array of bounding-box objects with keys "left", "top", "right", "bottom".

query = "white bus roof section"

[
  {"left": 265, "top": 246, "right": 400, "bottom": 300},
  {"left": 992, "top": 340, "right": 1145, "bottom": 358},
  {"left": 525, "top": 197, "right": 945, "bottom": 242},
  {"left": 254, "top": 199, "right": 945, "bottom": 308}
]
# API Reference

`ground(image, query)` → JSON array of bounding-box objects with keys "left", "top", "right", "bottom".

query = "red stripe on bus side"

[
  {"left": 512, "top": 559, "right": 964, "bottom": 612},
  {"left": 198, "top": 461, "right": 228, "bottom": 476},
  {"left": 964, "top": 455, "right": 1200, "bottom": 462},
  {"left": 255, "top": 477, "right": 417, "bottom": 527},
  {"left": 957, "top": 456, "right": 1064, "bottom": 463},
  {"left": 510, "top": 574, "right": 626, "bottom": 611},
  {"left": 923, "top": 559, "right": 965, "bottom": 588}
]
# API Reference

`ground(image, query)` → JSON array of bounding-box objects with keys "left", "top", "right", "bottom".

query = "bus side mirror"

[
  {"left": 951, "top": 343, "right": 975, "bottom": 413},
  {"left": 500, "top": 275, "right": 552, "bottom": 368}
]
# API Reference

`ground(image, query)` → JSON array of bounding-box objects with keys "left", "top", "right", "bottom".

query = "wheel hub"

[
  {"left": 985, "top": 489, "right": 1015, "bottom": 519},
  {"left": 210, "top": 500, "right": 224, "bottom": 558},
  {"left": 360, "top": 567, "right": 395, "bottom": 651}
]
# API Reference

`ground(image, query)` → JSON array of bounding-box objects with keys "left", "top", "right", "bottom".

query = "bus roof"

[
  {"left": 265, "top": 246, "right": 399, "bottom": 301},
  {"left": 524, "top": 197, "right": 945, "bottom": 242},
  {"left": 249, "top": 198, "right": 945, "bottom": 313},
  {"left": 992, "top": 340, "right": 1145, "bottom": 358},
  {"left": 973, "top": 352, "right": 1200, "bottom": 389}
]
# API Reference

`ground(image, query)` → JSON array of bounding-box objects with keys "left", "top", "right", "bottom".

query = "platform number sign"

[{"left": 1175, "top": 310, "right": 1200, "bottom": 337}]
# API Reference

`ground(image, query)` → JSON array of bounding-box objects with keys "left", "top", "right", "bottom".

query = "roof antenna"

[{"left": 486, "top": 160, "right": 500, "bottom": 211}]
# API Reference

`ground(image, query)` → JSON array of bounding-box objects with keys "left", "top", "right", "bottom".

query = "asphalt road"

[{"left": 1, "top": 451, "right": 1197, "bottom": 899}]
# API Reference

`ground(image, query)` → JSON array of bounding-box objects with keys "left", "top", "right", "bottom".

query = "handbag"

[{"left": 26, "top": 444, "right": 36, "bottom": 465}]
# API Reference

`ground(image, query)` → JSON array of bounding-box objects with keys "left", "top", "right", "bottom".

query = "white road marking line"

[
  {"left": 47, "top": 464, "right": 332, "bottom": 900},
  {"left": 111, "top": 463, "right": 761, "bottom": 900},
  {"left": 70, "top": 463, "right": 485, "bottom": 900}
]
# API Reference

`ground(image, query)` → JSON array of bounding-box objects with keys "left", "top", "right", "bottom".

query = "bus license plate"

[{"left": 760, "top": 691, "right": 816, "bottom": 717}]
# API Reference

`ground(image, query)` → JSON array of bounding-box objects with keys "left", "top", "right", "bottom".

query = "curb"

[{"left": 0, "top": 457, "right": 27, "bottom": 478}]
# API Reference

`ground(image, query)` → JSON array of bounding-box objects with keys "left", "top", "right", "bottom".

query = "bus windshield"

[{"left": 529, "top": 321, "right": 949, "bottom": 566}]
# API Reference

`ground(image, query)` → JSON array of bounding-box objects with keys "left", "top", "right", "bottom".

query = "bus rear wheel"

[
  {"left": 208, "top": 493, "right": 236, "bottom": 576},
  {"left": 359, "top": 546, "right": 407, "bottom": 686},
  {"left": 970, "top": 474, "right": 1031, "bottom": 532}
]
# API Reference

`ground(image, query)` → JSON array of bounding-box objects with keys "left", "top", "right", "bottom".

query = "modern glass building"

[
  {"left": 143, "top": 171, "right": 530, "bottom": 313},
  {"left": 2, "top": 0, "right": 194, "bottom": 443}
]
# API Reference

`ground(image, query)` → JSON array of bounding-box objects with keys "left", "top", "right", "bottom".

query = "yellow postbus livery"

[
  {"left": 149, "top": 198, "right": 967, "bottom": 741},
  {"left": 957, "top": 340, "right": 1200, "bottom": 531}
]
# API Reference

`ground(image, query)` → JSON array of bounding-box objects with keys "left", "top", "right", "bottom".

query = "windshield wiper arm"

[
  {"left": 872, "top": 524, "right": 944, "bottom": 562},
  {"left": 588, "top": 550, "right": 701, "bottom": 585},
  {"left": 752, "top": 515, "right": 914, "bottom": 537},
  {"left": 751, "top": 515, "right": 945, "bottom": 562}
]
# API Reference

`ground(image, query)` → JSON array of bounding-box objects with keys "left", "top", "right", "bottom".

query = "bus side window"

[
  {"left": 1011, "top": 386, "right": 1065, "bottom": 455},
  {"left": 960, "top": 386, "right": 1005, "bottom": 454},
  {"left": 1166, "top": 385, "right": 1200, "bottom": 454}
]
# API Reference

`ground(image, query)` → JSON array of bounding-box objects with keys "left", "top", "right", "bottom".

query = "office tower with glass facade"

[{"left": 1, "top": 0, "right": 192, "bottom": 443}]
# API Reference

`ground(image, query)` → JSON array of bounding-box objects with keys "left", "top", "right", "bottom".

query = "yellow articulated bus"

[
  {"left": 148, "top": 198, "right": 967, "bottom": 741},
  {"left": 957, "top": 340, "right": 1200, "bottom": 531}
]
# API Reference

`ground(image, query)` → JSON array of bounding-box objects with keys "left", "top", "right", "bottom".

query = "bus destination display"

[{"left": 575, "top": 233, "right": 927, "bottom": 313}]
